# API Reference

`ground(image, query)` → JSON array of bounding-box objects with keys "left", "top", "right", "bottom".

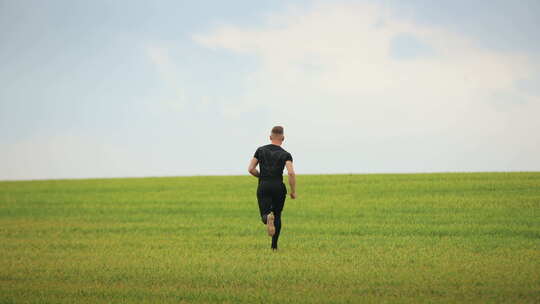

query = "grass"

[{"left": 0, "top": 172, "right": 539, "bottom": 303}]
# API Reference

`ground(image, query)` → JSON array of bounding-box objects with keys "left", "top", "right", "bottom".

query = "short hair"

[{"left": 271, "top": 126, "right": 284, "bottom": 135}]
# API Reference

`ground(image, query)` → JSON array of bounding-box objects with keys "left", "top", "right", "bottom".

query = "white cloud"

[{"left": 193, "top": 2, "right": 540, "bottom": 172}]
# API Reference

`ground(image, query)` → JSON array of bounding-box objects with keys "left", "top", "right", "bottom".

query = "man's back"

[{"left": 254, "top": 144, "right": 293, "bottom": 181}]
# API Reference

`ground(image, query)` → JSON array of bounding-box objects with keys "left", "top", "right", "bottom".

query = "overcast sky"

[{"left": 1, "top": 0, "right": 539, "bottom": 180}]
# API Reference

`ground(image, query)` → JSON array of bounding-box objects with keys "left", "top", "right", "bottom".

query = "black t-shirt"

[{"left": 253, "top": 144, "right": 293, "bottom": 181}]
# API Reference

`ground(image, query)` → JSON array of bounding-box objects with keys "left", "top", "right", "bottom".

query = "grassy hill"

[{"left": 1, "top": 172, "right": 539, "bottom": 303}]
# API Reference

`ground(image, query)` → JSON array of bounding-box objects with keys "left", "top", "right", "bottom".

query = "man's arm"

[
  {"left": 248, "top": 157, "right": 260, "bottom": 178},
  {"left": 285, "top": 160, "right": 296, "bottom": 199}
]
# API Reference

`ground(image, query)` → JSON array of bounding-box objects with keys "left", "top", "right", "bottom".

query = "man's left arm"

[{"left": 248, "top": 157, "right": 259, "bottom": 177}]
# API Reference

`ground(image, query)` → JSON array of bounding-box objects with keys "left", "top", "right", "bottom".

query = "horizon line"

[{"left": 1, "top": 170, "right": 538, "bottom": 183}]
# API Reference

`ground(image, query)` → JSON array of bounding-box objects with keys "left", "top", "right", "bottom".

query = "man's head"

[{"left": 270, "top": 126, "right": 285, "bottom": 144}]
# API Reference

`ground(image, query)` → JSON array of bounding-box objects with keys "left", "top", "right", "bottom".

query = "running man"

[{"left": 248, "top": 126, "right": 296, "bottom": 251}]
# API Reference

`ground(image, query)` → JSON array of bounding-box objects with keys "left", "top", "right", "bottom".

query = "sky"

[{"left": 1, "top": 0, "right": 539, "bottom": 181}]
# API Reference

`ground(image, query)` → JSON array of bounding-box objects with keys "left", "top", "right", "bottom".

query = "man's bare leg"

[
  {"left": 271, "top": 211, "right": 282, "bottom": 250},
  {"left": 267, "top": 212, "right": 275, "bottom": 236}
]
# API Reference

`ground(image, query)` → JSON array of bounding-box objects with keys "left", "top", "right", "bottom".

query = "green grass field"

[{"left": 1, "top": 172, "right": 539, "bottom": 303}]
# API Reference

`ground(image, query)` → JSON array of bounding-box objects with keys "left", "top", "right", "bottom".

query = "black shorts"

[{"left": 257, "top": 180, "right": 287, "bottom": 218}]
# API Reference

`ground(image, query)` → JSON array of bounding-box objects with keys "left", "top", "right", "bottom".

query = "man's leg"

[
  {"left": 257, "top": 182, "right": 277, "bottom": 236},
  {"left": 271, "top": 210, "right": 282, "bottom": 250},
  {"left": 271, "top": 183, "right": 287, "bottom": 250},
  {"left": 257, "top": 182, "right": 272, "bottom": 224},
  {"left": 259, "top": 198, "right": 272, "bottom": 225}
]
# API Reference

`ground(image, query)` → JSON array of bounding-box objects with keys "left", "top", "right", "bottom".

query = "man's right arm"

[
  {"left": 285, "top": 160, "right": 296, "bottom": 199},
  {"left": 248, "top": 157, "right": 259, "bottom": 178}
]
